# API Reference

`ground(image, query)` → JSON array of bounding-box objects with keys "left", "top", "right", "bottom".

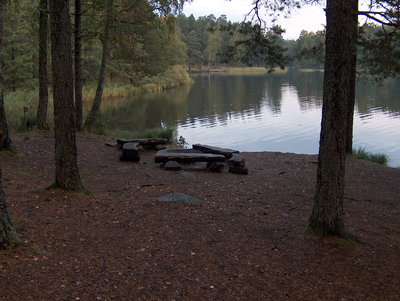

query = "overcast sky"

[{"left": 182, "top": 0, "right": 327, "bottom": 40}]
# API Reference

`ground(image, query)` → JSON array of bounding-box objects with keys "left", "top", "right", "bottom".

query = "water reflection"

[{"left": 100, "top": 70, "right": 400, "bottom": 167}]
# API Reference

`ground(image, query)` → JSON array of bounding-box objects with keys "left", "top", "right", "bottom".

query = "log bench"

[
  {"left": 192, "top": 144, "right": 239, "bottom": 159},
  {"left": 117, "top": 138, "right": 167, "bottom": 150},
  {"left": 154, "top": 150, "right": 225, "bottom": 164}
]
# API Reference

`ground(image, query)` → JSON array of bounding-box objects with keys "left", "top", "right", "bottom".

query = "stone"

[
  {"left": 207, "top": 161, "right": 225, "bottom": 172},
  {"left": 117, "top": 138, "right": 131, "bottom": 148},
  {"left": 157, "top": 193, "right": 200, "bottom": 205},
  {"left": 155, "top": 151, "right": 225, "bottom": 164},
  {"left": 228, "top": 153, "right": 246, "bottom": 167},
  {"left": 154, "top": 144, "right": 167, "bottom": 151},
  {"left": 180, "top": 172, "right": 196, "bottom": 180},
  {"left": 228, "top": 166, "right": 249, "bottom": 175},
  {"left": 192, "top": 144, "right": 239, "bottom": 158},
  {"left": 120, "top": 142, "right": 140, "bottom": 162},
  {"left": 163, "top": 161, "right": 182, "bottom": 171}
]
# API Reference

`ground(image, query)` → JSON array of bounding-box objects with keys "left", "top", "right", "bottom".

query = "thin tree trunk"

[
  {"left": 37, "top": 0, "right": 49, "bottom": 130},
  {"left": 308, "top": 0, "right": 359, "bottom": 237},
  {"left": 50, "top": 0, "right": 83, "bottom": 190},
  {"left": 74, "top": 0, "right": 83, "bottom": 131},
  {"left": 0, "top": 0, "right": 16, "bottom": 249},
  {"left": 0, "top": 0, "right": 12, "bottom": 151},
  {"left": 0, "top": 165, "right": 17, "bottom": 249},
  {"left": 346, "top": 5, "right": 359, "bottom": 154},
  {"left": 84, "top": 0, "right": 113, "bottom": 129}
]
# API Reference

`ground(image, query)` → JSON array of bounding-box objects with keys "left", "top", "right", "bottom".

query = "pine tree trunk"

[
  {"left": 84, "top": 1, "right": 113, "bottom": 129},
  {"left": 37, "top": 0, "right": 49, "bottom": 130},
  {"left": 0, "top": 165, "right": 17, "bottom": 249},
  {"left": 308, "top": 0, "right": 359, "bottom": 237},
  {"left": 74, "top": 0, "right": 83, "bottom": 131},
  {"left": 0, "top": 0, "right": 11, "bottom": 151},
  {"left": 345, "top": 1, "right": 359, "bottom": 154},
  {"left": 0, "top": 0, "right": 16, "bottom": 249},
  {"left": 50, "top": 0, "right": 83, "bottom": 190}
]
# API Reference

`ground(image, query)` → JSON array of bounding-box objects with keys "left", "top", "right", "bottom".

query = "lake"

[{"left": 102, "top": 70, "right": 400, "bottom": 167}]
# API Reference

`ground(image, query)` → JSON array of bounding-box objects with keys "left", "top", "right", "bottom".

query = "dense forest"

[
  {"left": 3, "top": 0, "right": 188, "bottom": 92},
  {"left": 3, "top": 1, "right": 399, "bottom": 97}
]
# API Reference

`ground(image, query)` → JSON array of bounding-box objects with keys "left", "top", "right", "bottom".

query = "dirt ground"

[{"left": 0, "top": 131, "right": 399, "bottom": 301}]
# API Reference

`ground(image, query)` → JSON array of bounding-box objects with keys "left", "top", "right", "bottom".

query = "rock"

[
  {"left": 117, "top": 138, "right": 131, "bottom": 148},
  {"left": 180, "top": 172, "right": 196, "bottom": 180},
  {"left": 154, "top": 144, "right": 167, "bottom": 151},
  {"left": 157, "top": 193, "right": 200, "bottom": 205},
  {"left": 207, "top": 161, "right": 225, "bottom": 172},
  {"left": 228, "top": 166, "right": 249, "bottom": 175},
  {"left": 155, "top": 151, "right": 225, "bottom": 164},
  {"left": 193, "top": 144, "right": 239, "bottom": 158},
  {"left": 163, "top": 161, "right": 182, "bottom": 171},
  {"left": 120, "top": 142, "right": 140, "bottom": 162},
  {"left": 228, "top": 153, "right": 246, "bottom": 167}
]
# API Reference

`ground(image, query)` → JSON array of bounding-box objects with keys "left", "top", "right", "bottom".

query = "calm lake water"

[{"left": 103, "top": 70, "right": 400, "bottom": 167}]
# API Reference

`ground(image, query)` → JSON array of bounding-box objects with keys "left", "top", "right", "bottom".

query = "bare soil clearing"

[{"left": 1, "top": 132, "right": 399, "bottom": 300}]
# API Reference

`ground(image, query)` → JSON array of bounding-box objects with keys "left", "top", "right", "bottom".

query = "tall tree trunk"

[
  {"left": 84, "top": 1, "right": 113, "bottom": 129},
  {"left": 346, "top": 5, "right": 359, "bottom": 154},
  {"left": 0, "top": 0, "right": 16, "bottom": 249},
  {"left": 37, "top": 0, "right": 49, "bottom": 130},
  {"left": 74, "top": 0, "right": 83, "bottom": 131},
  {"left": 308, "top": 0, "right": 359, "bottom": 237},
  {"left": 0, "top": 165, "right": 17, "bottom": 249},
  {"left": 0, "top": 0, "right": 11, "bottom": 151},
  {"left": 50, "top": 0, "right": 83, "bottom": 190}
]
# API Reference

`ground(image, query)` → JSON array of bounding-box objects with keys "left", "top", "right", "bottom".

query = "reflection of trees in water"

[
  {"left": 356, "top": 78, "right": 400, "bottom": 116},
  {"left": 286, "top": 70, "right": 324, "bottom": 111},
  {"left": 100, "top": 84, "right": 192, "bottom": 131},
  {"left": 99, "top": 71, "right": 400, "bottom": 133},
  {"left": 185, "top": 74, "right": 268, "bottom": 124}
]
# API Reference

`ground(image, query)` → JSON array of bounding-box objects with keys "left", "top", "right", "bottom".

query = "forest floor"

[{"left": 0, "top": 131, "right": 399, "bottom": 300}]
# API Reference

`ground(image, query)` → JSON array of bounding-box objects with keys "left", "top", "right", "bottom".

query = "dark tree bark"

[
  {"left": 37, "top": 0, "right": 49, "bottom": 130},
  {"left": 84, "top": 0, "right": 113, "bottom": 129},
  {"left": 74, "top": 0, "right": 83, "bottom": 131},
  {"left": 0, "top": 0, "right": 11, "bottom": 151},
  {"left": 308, "top": 0, "right": 359, "bottom": 237},
  {"left": 346, "top": 5, "right": 359, "bottom": 154},
  {"left": 0, "top": 0, "right": 16, "bottom": 249},
  {"left": 50, "top": 0, "right": 83, "bottom": 190},
  {"left": 0, "top": 165, "right": 17, "bottom": 249}
]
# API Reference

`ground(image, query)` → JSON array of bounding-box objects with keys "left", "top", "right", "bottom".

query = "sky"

[{"left": 182, "top": 0, "right": 327, "bottom": 40}]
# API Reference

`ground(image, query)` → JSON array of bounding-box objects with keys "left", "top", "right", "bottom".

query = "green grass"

[
  {"left": 352, "top": 147, "right": 388, "bottom": 165},
  {"left": 4, "top": 89, "right": 46, "bottom": 131},
  {"left": 83, "top": 65, "right": 192, "bottom": 101},
  {"left": 296, "top": 68, "right": 324, "bottom": 72},
  {"left": 226, "top": 66, "right": 287, "bottom": 75}
]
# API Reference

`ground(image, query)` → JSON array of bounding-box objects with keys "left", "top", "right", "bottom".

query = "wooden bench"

[{"left": 154, "top": 149, "right": 225, "bottom": 164}]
